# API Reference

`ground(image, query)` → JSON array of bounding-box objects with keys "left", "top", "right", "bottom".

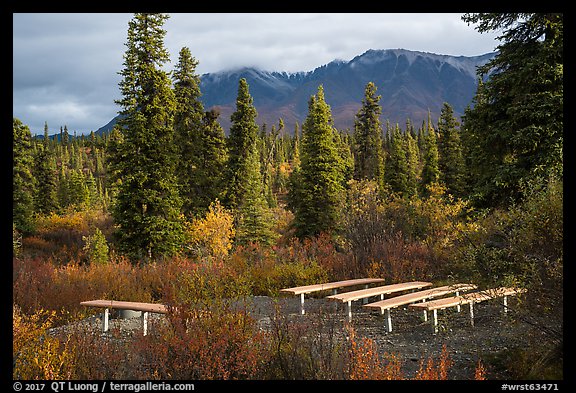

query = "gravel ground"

[
  {"left": 245, "top": 295, "right": 534, "bottom": 380},
  {"left": 50, "top": 295, "right": 539, "bottom": 380}
]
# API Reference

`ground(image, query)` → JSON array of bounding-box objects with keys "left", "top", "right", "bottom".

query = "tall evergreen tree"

[
  {"left": 225, "top": 78, "right": 275, "bottom": 245},
  {"left": 461, "top": 13, "right": 563, "bottom": 206},
  {"left": 224, "top": 78, "right": 260, "bottom": 210},
  {"left": 420, "top": 112, "right": 440, "bottom": 192},
  {"left": 405, "top": 130, "right": 420, "bottom": 197},
  {"left": 110, "top": 13, "right": 184, "bottom": 261},
  {"left": 173, "top": 46, "right": 226, "bottom": 217},
  {"left": 13, "top": 117, "right": 36, "bottom": 234},
  {"left": 384, "top": 124, "right": 409, "bottom": 196},
  {"left": 199, "top": 108, "right": 228, "bottom": 208},
  {"left": 290, "top": 85, "right": 345, "bottom": 238},
  {"left": 437, "top": 102, "right": 466, "bottom": 197},
  {"left": 353, "top": 82, "right": 385, "bottom": 189},
  {"left": 33, "top": 125, "right": 59, "bottom": 214}
]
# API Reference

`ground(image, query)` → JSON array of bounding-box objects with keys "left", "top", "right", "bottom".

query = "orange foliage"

[
  {"left": 348, "top": 326, "right": 404, "bottom": 380},
  {"left": 475, "top": 359, "right": 488, "bottom": 380},
  {"left": 413, "top": 344, "right": 453, "bottom": 380}
]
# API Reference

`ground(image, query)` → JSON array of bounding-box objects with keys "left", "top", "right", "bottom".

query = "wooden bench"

[
  {"left": 280, "top": 278, "right": 385, "bottom": 315},
  {"left": 363, "top": 283, "right": 477, "bottom": 332},
  {"left": 409, "top": 287, "right": 527, "bottom": 333},
  {"left": 326, "top": 281, "right": 433, "bottom": 321},
  {"left": 80, "top": 299, "right": 169, "bottom": 336}
]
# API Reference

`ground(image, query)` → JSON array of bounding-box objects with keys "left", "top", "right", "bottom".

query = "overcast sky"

[{"left": 13, "top": 13, "right": 501, "bottom": 135}]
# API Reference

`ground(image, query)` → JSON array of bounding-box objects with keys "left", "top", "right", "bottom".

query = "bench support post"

[
  {"left": 469, "top": 302, "right": 475, "bottom": 326},
  {"left": 455, "top": 291, "right": 461, "bottom": 312},
  {"left": 422, "top": 299, "right": 428, "bottom": 321},
  {"left": 102, "top": 308, "right": 109, "bottom": 333},
  {"left": 385, "top": 309, "right": 392, "bottom": 333},
  {"left": 141, "top": 311, "right": 149, "bottom": 336},
  {"left": 300, "top": 293, "right": 305, "bottom": 315},
  {"left": 432, "top": 309, "right": 438, "bottom": 334},
  {"left": 347, "top": 301, "right": 352, "bottom": 322},
  {"left": 503, "top": 295, "right": 508, "bottom": 313}
]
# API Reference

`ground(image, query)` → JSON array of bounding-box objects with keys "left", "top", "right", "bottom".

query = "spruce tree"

[
  {"left": 173, "top": 46, "right": 203, "bottom": 205},
  {"left": 13, "top": 117, "right": 36, "bottom": 234},
  {"left": 405, "top": 130, "right": 420, "bottom": 197},
  {"left": 462, "top": 13, "right": 562, "bottom": 206},
  {"left": 172, "top": 46, "right": 226, "bottom": 217},
  {"left": 225, "top": 78, "right": 275, "bottom": 245},
  {"left": 200, "top": 108, "right": 228, "bottom": 208},
  {"left": 420, "top": 112, "right": 440, "bottom": 192},
  {"left": 110, "top": 13, "right": 184, "bottom": 261},
  {"left": 290, "top": 85, "right": 345, "bottom": 238},
  {"left": 224, "top": 78, "right": 260, "bottom": 210},
  {"left": 33, "top": 126, "right": 59, "bottom": 214},
  {"left": 437, "top": 102, "right": 466, "bottom": 197},
  {"left": 353, "top": 82, "right": 385, "bottom": 189},
  {"left": 384, "top": 124, "right": 409, "bottom": 196}
]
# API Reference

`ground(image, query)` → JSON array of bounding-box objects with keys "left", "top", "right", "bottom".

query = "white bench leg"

[
  {"left": 300, "top": 293, "right": 305, "bottom": 315},
  {"left": 385, "top": 309, "right": 392, "bottom": 333},
  {"left": 102, "top": 308, "right": 109, "bottom": 333},
  {"left": 432, "top": 309, "right": 438, "bottom": 334},
  {"left": 469, "top": 302, "right": 475, "bottom": 327},
  {"left": 141, "top": 311, "right": 149, "bottom": 336},
  {"left": 422, "top": 299, "right": 428, "bottom": 321},
  {"left": 455, "top": 291, "right": 461, "bottom": 312},
  {"left": 347, "top": 301, "right": 352, "bottom": 322},
  {"left": 503, "top": 295, "right": 508, "bottom": 313}
]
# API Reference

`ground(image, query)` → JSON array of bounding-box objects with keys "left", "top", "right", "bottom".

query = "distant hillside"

[{"left": 96, "top": 48, "right": 495, "bottom": 136}]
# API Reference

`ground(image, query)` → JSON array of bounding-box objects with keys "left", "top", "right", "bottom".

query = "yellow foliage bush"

[
  {"left": 184, "top": 200, "right": 235, "bottom": 260},
  {"left": 13, "top": 305, "right": 74, "bottom": 379}
]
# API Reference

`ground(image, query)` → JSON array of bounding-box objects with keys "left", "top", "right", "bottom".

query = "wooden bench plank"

[
  {"left": 408, "top": 287, "right": 527, "bottom": 333},
  {"left": 362, "top": 283, "right": 476, "bottom": 332},
  {"left": 326, "top": 281, "right": 433, "bottom": 321},
  {"left": 80, "top": 299, "right": 169, "bottom": 314},
  {"left": 363, "top": 283, "right": 477, "bottom": 311},
  {"left": 279, "top": 278, "right": 385, "bottom": 315},
  {"left": 408, "top": 287, "right": 526, "bottom": 311},
  {"left": 280, "top": 278, "right": 386, "bottom": 295},
  {"left": 327, "top": 281, "right": 433, "bottom": 303}
]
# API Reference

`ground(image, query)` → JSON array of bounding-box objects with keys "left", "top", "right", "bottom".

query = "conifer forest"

[{"left": 13, "top": 13, "right": 563, "bottom": 382}]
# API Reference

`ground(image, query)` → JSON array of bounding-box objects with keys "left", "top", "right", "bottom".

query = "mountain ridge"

[{"left": 94, "top": 48, "right": 495, "bottom": 136}]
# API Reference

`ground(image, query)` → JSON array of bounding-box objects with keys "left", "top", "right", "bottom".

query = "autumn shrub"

[
  {"left": 363, "top": 232, "right": 437, "bottom": 282},
  {"left": 13, "top": 305, "right": 75, "bottom": 379},
  {"left": 264, "top": 305, "right": 348, "bottom": 379},
  {"left": 275, "top": 234, "right": 350, "bottom": 280},
  {"left": 13, "top": 256, "right": 56, "bottom": 316},
  {"left": 59, "top": 325, "right": 135, "bottom": 379},
  {"left": 183, "top": 200, "right": 235, "bottom": 261},
  {"left": 82, "top": 227, "right": 109, "bottom": 265},
  {"left": 343, "top": 180, "right": 465, "bottom": 281},
  {"left": 450, "top": 176, "right": 563, "bottom": 379},
  {"left": 228, "top": 242, "right": 329, "bottom": 296},
  {"left": 131, "top": 302, "right": 269, "bottom": 379},
  {"left": 406, "top": 183, "right": 479, "bottom": 258},
  {"left": 413, "top": 344, "right": 453, "bottom": 380},
  {"left": 27, "top": 208, "right": 113, "bottom": 264},
  {"left": 13, "top": 254, "right": 158, "bottom": 326},
  {"left": 347, "top": 325, "right": 403, "bottom": 380}
]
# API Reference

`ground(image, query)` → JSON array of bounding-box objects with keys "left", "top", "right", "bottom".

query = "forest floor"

[{"left": 51, "top": 294, "right": 546, "bottom": 380}]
